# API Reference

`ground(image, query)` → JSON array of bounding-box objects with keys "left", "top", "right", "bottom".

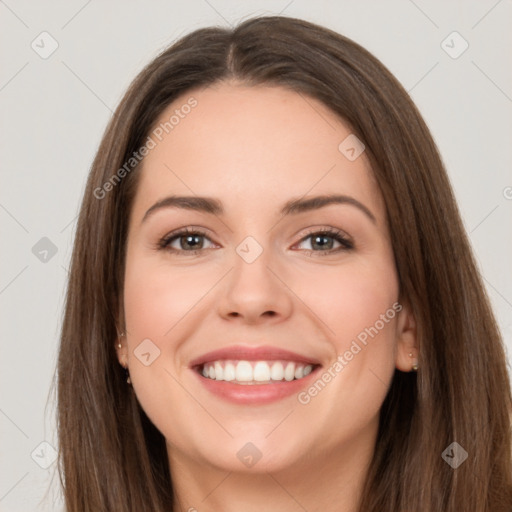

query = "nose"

[{"left": 216, "top": 244, "right": 294, "bottom": 325}]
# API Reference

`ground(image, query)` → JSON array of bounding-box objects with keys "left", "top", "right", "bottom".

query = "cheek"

[
  {"left": 294, "top": 256, "right": 400, "bottom": 414},
  {"left": 123, "top": 253, "right": 216, "bottom": 339},
  {"left": 295, "top": 256, "right": 399, "bottom": 350},
  {"left": 122, "top": 249, "right": 224, "bottom": 408},
  {"left": 122, "top": 250, "right": 209, "bottom": 430},
  {"left": 295, "top": 258, "right": 400, "bottom": 421},
  {"left": 331, "top": 269, "right": 398, "bottom": 349}
]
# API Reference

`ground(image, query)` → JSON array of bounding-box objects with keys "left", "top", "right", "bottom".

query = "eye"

[
  {"left": 158, "top": 228, "right": 215, "bottom": 254},
  {"left": 294, "top": 228, "right": 354, "bottom": 255},
  {"left": 156, "top": 226, "right": 354, "bottom": 256}
]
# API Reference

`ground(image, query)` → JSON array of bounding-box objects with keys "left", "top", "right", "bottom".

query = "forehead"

[{"left": 131, "top": 82, "right": 385, "bottom": 223}]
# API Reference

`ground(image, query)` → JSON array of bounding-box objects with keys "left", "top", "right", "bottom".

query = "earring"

[
  {"left": 117, "top": 331, "right": 125, "bottom": 350},
  {"left": 122, "top": 363, "right": 132, "bottom": 385},
  {"left": 409, "top": 352, "right": 419, "bottom": 372},
  {"left": 118, "top": 332, "right": 130, "bottom": 384}
]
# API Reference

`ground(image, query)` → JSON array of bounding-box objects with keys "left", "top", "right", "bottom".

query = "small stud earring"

[
  {"left": 409, "top": 352, "right": 419, "bottom": 372},
  {"left": 120, "top": 361, "right": 131, "bottom": 385}
]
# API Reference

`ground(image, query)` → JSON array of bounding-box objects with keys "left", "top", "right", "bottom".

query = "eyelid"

[{"left": 295, "top": 225, "right": 353, "bottom": 244}]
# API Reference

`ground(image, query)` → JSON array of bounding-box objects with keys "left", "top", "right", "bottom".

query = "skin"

[{"left": 116, "top": 81, "right": 418, "bottom": 512}]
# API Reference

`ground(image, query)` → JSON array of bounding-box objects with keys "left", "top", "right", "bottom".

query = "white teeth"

[
  {"left": 200, "top": 360, "right": 315, "bottom": 384},
  {"left": 224, "top": 362, "right": 236, "bottom": 381},
  {"left": 214, "top": 361, "right": 223, "bottom": 380},
  {"left": 253, "top": 361, "right": 270, "bottom": 381},
  {"left": 270, "top": 362, "right": 284, "bottom": 381},
  {"left": 235, "top": 361, "right": 253, "bottom": 381},
  {"left": 284, "top": 362, "right": 295, "bottom": 381}
]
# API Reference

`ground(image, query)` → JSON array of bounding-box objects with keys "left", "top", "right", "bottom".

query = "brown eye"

[
  {"left": 295, "top": 229, "right": 354, "bottom": 255},
  {"left": 158, "top": 228, "right": 215, "bottom": 254}
]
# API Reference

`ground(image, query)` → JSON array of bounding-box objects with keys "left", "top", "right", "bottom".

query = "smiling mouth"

[{"left": 196, "top": 359, "right": 321, "bottom": 385}]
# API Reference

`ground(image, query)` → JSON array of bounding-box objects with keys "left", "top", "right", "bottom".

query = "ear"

[{"left": 394, "top": 299, "right": 419, "bottom": 372}]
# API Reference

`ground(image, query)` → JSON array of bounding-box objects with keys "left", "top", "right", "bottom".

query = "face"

[{"left": 118, "top": 82, "right": 416, "bottom": 474}]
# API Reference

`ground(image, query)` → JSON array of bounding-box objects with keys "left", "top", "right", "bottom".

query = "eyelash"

[{"left": 156, "top": 227, "right": 354, "bottom": 256}]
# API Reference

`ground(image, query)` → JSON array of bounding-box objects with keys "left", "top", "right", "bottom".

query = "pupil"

[
  {"left": 313, "top": 235, "right": 332, "bottom": 250},
  {"left": 183, "top": 235, "right": 201, "bottom": 249}
]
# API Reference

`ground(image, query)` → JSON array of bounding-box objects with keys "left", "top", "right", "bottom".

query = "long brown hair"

[{"left": 53, "top": 15, "right": 512, "bottom": 511}]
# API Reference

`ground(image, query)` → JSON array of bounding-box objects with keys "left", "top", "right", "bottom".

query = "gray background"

[{"left": 1, "top": 1, "right": 511, "bottom": 510}]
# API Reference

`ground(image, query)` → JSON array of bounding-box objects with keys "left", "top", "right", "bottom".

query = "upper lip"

[{"left": 189, "top": 345, "right": 322, "bottom": 368}]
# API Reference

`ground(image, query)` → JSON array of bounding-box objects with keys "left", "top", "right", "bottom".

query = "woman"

[{"left": 56, "top": 15, "right": 512, "bottom": 511}]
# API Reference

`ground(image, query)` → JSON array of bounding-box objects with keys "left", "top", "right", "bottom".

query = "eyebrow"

[{"left": 141, "top": 194, "right": 377, "bottom": 225}]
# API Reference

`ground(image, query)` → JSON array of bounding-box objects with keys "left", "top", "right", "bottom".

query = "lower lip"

[{"left": 192, "top": 366, "right": 321, "bottom": 405}]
